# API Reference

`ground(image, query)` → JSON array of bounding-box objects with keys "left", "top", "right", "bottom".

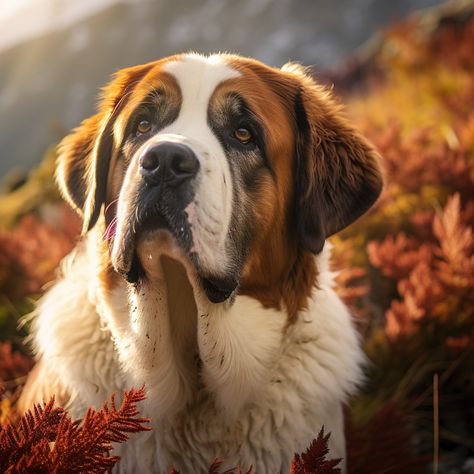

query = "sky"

[
  {"left": 0, "top": 0, "right": 122, "bottom": 51},
  {"left": 0, "top": 0, "right": 445, "bottom": 53}
]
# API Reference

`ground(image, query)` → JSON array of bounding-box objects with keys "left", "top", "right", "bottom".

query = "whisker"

[
  {"left": 105, "top": 199, "right": 119, "bottom": 217},
  {"left": 102, "top": 216, "right": 118, "bottom": 241}
]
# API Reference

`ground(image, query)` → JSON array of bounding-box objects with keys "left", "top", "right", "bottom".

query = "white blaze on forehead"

[
  {"left": 149, "top": 54, "right": 241, "bottom": 276},
  {"left": 162, "top": 54, "right": 240, "bottom": 130}
]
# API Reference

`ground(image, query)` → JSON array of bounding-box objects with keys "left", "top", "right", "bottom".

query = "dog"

[{"left": 20, "top": 53, "right": 383, "bottom": 473}]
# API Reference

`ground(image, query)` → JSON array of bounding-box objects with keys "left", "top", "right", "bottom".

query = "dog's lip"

[
  {"left": 111, "top": 212, "right": 170, "bottom": 279},
  {"left": 110, "top": 213, "right": 239, "bottom": 302},
  {"left": 111, "top": 227, "right": 136, "bottom": 279},
  {"left": 200, "top": 275, "right": 238, "bottom": 303}
]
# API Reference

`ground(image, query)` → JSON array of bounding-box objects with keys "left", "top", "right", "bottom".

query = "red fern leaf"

[
  {"left": 208, "top": 459, "right": 225, "bottom": 474},
  {"left": 50, "top": 386, "right": 150, "bottom": 473},
  {"left": 0, "top": 387, "right": 150, "bottom": 473},
  {"left": 0, "top": 397, "right": 63, "bottom": 470},
  {"left": 291, "top": 427, "right": 342, "bottom": 474}
]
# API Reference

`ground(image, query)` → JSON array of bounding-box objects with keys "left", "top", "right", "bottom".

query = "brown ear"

[
  {"left": 293, "top": 72, "right": 383, "bottom": 253},
  {"left": 56, "top": 63, "right": 153, "bottom": 234}
]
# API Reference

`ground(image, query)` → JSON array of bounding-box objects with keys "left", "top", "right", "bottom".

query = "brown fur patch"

[
  {"left": 223, "top": 56, "right": 382, "bottom": 322},
  {"left": 56, "top": 63, "right": 156, "bottom": 221},
  {"left": 56, "top": 58, "right": 183, "bottom": 234},
  {"left": 58, "top": 60, "right": 184, "bottom": 293},
  {"left": 292, "top": 70, "right": 384, "bottom": 254},
  {"left": 221, "top": 58, "right": 317, "bottom": 322}
]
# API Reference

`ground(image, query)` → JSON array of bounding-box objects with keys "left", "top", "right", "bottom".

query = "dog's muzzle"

[{"left": 112, "top": 140, "right": 238, "bottom": 303}]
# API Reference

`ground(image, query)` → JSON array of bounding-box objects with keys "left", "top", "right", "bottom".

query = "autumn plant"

[
  {"left": 330, "top": 6, "right": 474, "bottom": 470},
  {"left": 0, "top": 387, "right": 150, "bottom": 474},
  {"left": 0, "top": 387, "right": 340, "bottom": 474}
]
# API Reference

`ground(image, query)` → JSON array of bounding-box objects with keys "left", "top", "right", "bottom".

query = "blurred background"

[
  {"left": 0, "top": 0, "right": 443, "bottom": 179},
  {"left": 1, "top": 1, "right": 474, "bottom": 473}
]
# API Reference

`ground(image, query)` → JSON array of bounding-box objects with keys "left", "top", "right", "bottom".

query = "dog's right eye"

[
  {"left": 136, "top": 120, "right": 152, "bottom": 135},
  {"left": 233, "top": 127, "right": 253, "bottom": 144}
]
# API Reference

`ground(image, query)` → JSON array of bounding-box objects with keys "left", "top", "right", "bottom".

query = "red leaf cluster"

[
  {"left": 0, "top": 387, "right": 150, "bottom": 473},
  {"left": 368, "top": 194, "right": 474, "bottom": 341},
  {"left": 374, "top": 125, "right": 474, "bottom": 198},
  {"left": 0, "top": 342, "right": 34, "bottom": 423},
  {"left": 291, "top": 428, "right": 342, "bottom": 474},
  {"left": 168, "top": 428, "right": 340, "bottom": 474},
  {"left": 330, "top": 9, "right": 474, "bottom": 471},
  {"left": 0, "top": 206, "right": 80, "bottom": 300}
]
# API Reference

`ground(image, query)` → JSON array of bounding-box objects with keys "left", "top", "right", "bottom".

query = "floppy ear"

[
  {"left": 292, "top": 71, "right": 383, "bottom": 253},
  {"left": 56, "top": 63, "right": 153, "bottom": 234}
]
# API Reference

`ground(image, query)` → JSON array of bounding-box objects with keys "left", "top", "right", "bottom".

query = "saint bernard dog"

[{"left": 20, "top": 53, "right": 383, "bottom": 473}]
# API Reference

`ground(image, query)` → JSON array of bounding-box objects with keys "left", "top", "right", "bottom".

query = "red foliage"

[
  {"left": 0, "top": 342, "right": 34, "bottom": 425},
  {"left": 0, "top": 342, "right": 34, "bottom": 385},
  {"left": 330, "top": 11, "right": 474, "bottom": 471},
  {"left": 0, "top": 206, "right": 80, "bottom": 300},
  {"left": 0, "top": 387, "right": 150, "bottom": 473},
  {"left": 430, "top": 17, "right": 474, "bottom": 71},
  {"left": 373, "top": 125, "right": 474, "bottom": 197},
  {"left": 168, "top": 429, "right": 339, "bottom": 474},
  {"left": 368, "top": 194, "right": 474, "bottom": 341},
  {"left": 291, "top": 428, "right": 342, "bottom": 474},
  {"left": 346, "top": 403, "right": 428, "bottom": 473}
]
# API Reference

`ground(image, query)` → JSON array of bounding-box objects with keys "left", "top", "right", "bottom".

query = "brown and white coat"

[{"left": 21, "top": 53, "right": 383, "bottom": 473}]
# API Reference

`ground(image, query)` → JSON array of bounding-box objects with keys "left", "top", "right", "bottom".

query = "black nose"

[{"left": 139, "top": 142, "right": 199, "bottom": 186}]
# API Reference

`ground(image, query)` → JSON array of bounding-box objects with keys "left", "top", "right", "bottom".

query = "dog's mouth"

[{"left": 110, "top": 208, "right": 237, "bottom": 304}]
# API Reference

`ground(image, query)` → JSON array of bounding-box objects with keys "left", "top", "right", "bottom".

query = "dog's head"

[{"left": 57, "top": 53, "right": 382, "bottom": 310}]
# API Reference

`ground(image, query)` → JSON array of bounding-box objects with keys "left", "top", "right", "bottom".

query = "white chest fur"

[{"left": 33, "top": 238, "right": 363, "bottom": 473}]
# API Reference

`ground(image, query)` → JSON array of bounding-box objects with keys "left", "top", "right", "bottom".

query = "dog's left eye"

[
  {"left": 233, "top": 127, "right": 253, "bottom": 144},
  {"left": 136, "top": 120, "right": 152, "bottom": 135}
]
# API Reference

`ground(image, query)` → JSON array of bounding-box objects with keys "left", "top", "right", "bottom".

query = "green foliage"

[
  {"left": 0, "top": 146, "right": 61, "bottom": 229},
  {"left": 0, "top": 206, "right": 80, "bottom": 343}
]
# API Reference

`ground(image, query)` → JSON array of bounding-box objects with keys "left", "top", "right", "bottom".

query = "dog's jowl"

[{"left": 20, "top": 53, "right": 383, "bottom": 473}]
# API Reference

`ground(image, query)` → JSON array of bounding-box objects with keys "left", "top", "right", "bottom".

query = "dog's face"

[{"left": 57, "top": 53, "right": 382, "bottom": 311}]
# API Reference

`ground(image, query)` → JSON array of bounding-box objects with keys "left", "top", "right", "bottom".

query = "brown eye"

[
  {"left": 233, "top": 127, "right": 252, "bottom": 144},
  {"left": 137, "top": 120, "right": 151, "bottom": 135}
]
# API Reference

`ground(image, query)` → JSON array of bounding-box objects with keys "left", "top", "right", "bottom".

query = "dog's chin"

[{"left": 111, "top": 225, "right": 238, "bottom": 304}]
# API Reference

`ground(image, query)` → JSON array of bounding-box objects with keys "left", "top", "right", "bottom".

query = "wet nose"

[{"left": 139, "top": 142, "right": 200, "bottom": 186}]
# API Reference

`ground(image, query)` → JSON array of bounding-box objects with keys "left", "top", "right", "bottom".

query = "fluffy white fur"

[{"left": 32, "top": 231, "right": 364, "bottom": 473}]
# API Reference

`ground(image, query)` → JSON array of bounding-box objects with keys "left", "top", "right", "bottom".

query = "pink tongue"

[{"left": 103, "top": 217, "right": 118, "bottom": 241}]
